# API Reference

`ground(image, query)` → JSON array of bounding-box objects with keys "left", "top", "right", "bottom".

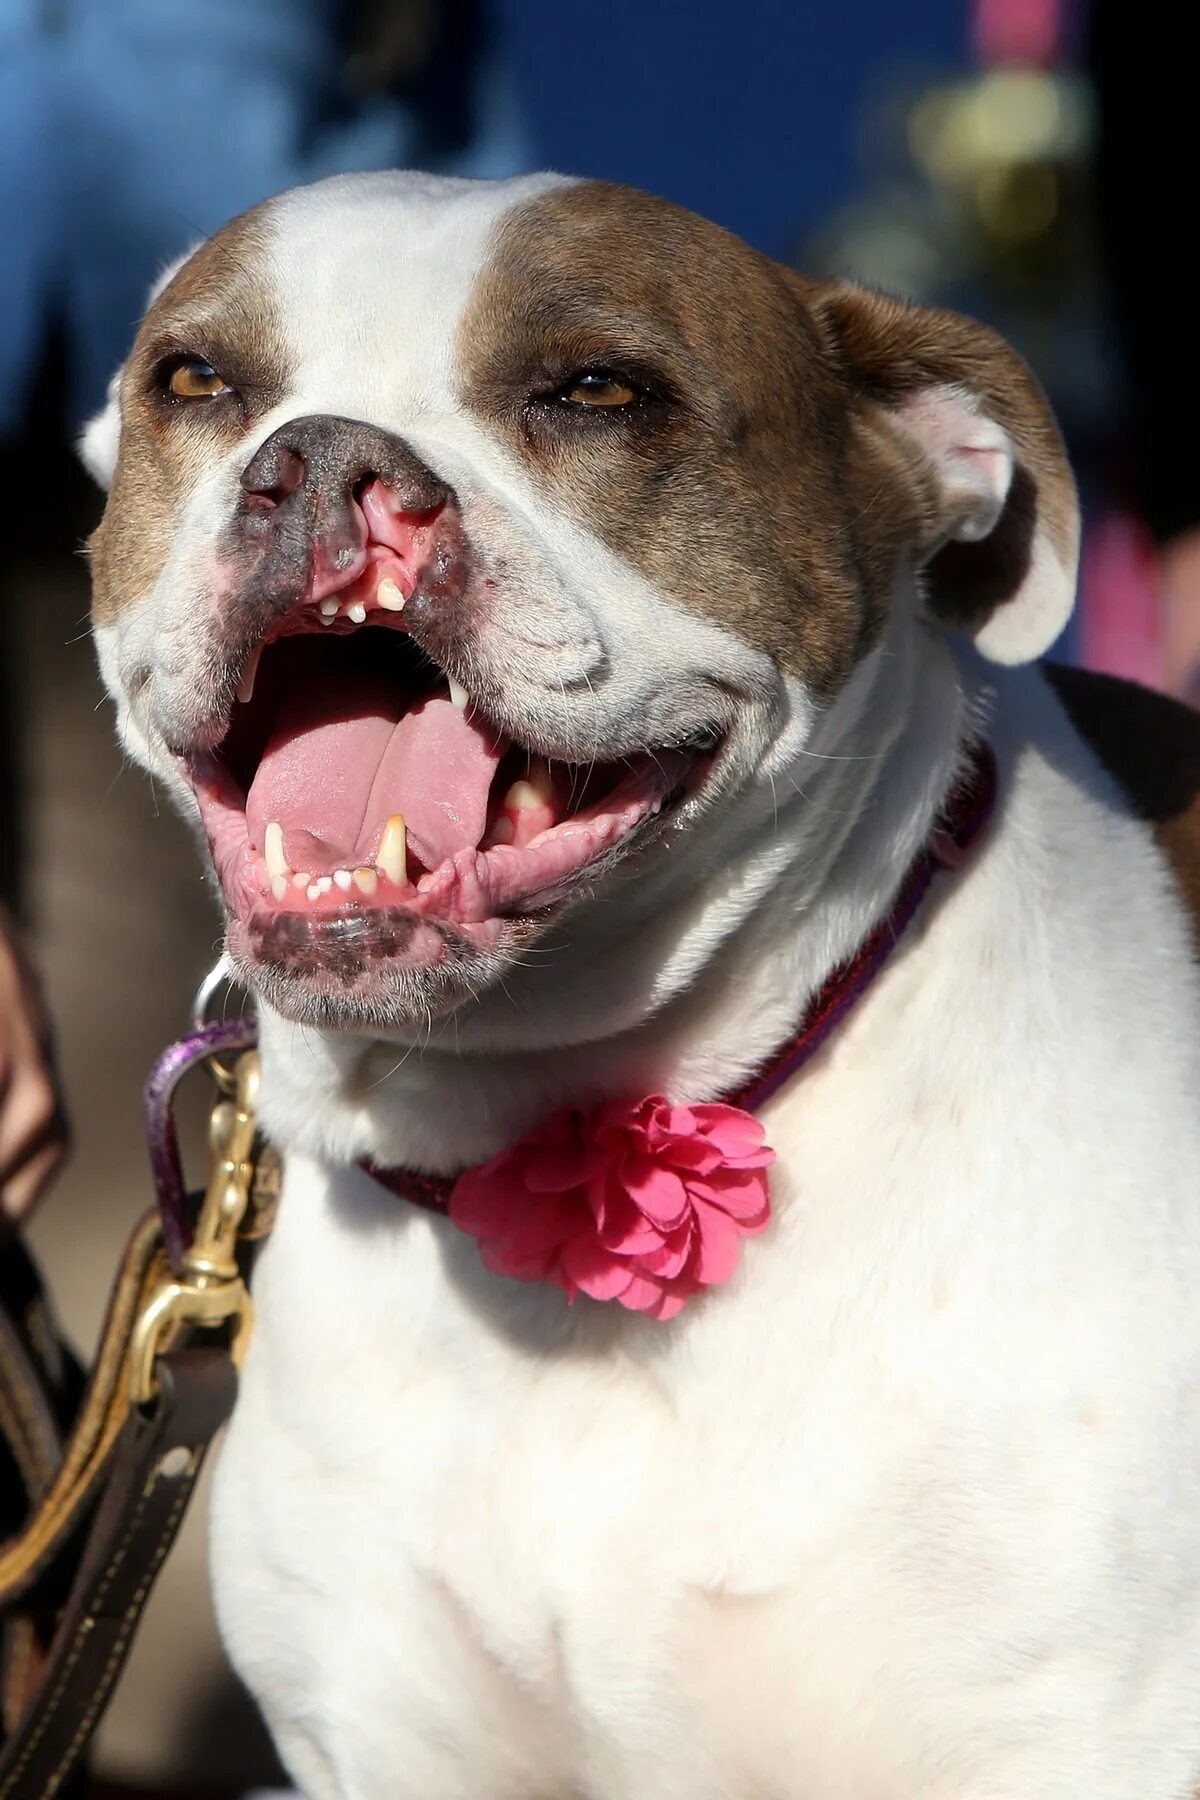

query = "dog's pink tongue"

[{"left": 246, "top": 680, "right": 508, "bottom": 876}]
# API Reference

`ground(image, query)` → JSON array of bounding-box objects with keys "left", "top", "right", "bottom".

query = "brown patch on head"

[
  {"left": 1046, "top": 665, "right": 1200, "bottom": 952},
  {"left": 88, "top": 203, "right": 291, "bottom": 623},
  {"left": 457, "top": 182, "right": 907, "bottom": 698},
  {"left": 457, "top": 181, "right": 1078, "bottom": 693}
]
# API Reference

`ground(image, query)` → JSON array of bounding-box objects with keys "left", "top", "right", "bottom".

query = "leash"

[
  {"left": 0, "top": 739, "right": 995, "bottom": 1793},
  {"left": 0, "top": 995, "right": 274, "bottom": 1797}
]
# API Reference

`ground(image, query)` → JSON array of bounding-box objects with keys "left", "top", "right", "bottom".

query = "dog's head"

[{"left": 85, "top": 173, "right": 1077, "bottom": 1031}]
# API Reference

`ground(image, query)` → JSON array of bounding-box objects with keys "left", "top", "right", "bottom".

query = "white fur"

[{"left": 89, "top": 174, "right": 1200, "bottom": 1797}]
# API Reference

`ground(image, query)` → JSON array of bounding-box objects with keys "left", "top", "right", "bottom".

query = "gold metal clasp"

[{"left": 131, "top": 1049, "right": 262, "bottom": 1405}]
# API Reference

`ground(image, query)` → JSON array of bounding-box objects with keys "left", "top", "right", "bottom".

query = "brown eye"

[
  {"left": 166, "top": 357, "right": 232, "bottom": 400},
  {"left": 560, "top": 371, "right": 639, "bottom": 408}
]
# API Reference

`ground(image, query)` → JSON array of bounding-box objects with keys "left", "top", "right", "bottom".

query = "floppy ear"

[
  {"left": 78, "top": 364, "right": 124, "bottom": 490},
  {"left": 805, "top": 281, "right": 1079, "bottom": 665},
  {"left": 77, "top": 246, "right": 200, "bottom": 492}
]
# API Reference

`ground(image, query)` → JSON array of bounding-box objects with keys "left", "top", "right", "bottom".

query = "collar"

[{"left": 360, "top": 740, "right": 997, "bottom": 1318}]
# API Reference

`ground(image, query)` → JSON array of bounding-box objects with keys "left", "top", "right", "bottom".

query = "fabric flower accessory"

[{"left": 449, "top": 1095, "right": 774, "bottom": 1320}]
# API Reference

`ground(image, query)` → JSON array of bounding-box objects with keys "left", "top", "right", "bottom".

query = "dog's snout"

[{"left": 240, "top": 415, "right": 449, "bottom": 517}]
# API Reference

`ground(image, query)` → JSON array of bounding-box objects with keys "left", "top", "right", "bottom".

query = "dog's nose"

[{"left": 240, "top": 415, "right": 449, "bottom": 516}]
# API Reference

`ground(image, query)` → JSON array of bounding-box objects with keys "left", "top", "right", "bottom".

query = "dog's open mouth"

[{"left": 187, "top": 582, "right": 706, "bottom": 966}]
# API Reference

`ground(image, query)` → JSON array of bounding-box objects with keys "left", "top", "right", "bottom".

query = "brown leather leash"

[{"left": 0, "top": 1019, "right": 278, "bottom": 1797}]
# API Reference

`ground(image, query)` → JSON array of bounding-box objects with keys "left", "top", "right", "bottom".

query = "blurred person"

[
  {"left": 0, "top": 905, "right": 66, "bottom": 1225},
  {"left": 1088, "top": 0, "right": 1200, "bottom": 703},
  {"left": 0, "top": 0, "right": 528, "bottom": 435}
]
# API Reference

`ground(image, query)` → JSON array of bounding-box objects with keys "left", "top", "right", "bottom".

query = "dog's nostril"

[{"left": 242, "top": 445, "right": 306, "bottom": 506}]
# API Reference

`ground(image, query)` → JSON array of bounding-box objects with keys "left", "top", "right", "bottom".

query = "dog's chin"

[{"left": 223, "top": 903, "right": 529, "bottom": 1032}]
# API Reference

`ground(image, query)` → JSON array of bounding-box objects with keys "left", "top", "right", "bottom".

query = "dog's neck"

[{"left": 255, "top": 630, "right": 977, "bottom": 1173}]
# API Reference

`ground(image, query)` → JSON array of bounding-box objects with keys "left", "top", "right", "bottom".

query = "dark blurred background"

[{"left": 0, "top": 0, "right": 1189, "bottom": 1792}]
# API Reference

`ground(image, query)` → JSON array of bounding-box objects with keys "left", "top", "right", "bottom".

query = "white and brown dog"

[{"left": 82, "top": 172, "right": 1200, "bottom": 1798}]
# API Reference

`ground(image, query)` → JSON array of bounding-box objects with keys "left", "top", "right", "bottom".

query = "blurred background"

[{"left": 0, "top": 0, "right": 1191, "bottom": 1792}]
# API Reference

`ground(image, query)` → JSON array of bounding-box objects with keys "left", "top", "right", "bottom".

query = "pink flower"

[{"left": 449, "top": 1095, "right": 774, "bottom": 1320}]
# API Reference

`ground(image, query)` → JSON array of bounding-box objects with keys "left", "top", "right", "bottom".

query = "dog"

[{"left": 82, "top": 171, "right": 1200, "bottom": 1798}]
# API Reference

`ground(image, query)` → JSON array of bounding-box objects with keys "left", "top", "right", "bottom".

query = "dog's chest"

[
  {"left": 212, "top": 1138, "right": 979, "bottom": 1797},
  {"left": 210, "top": 1005, "right": 1200, "bottom": 1800}
]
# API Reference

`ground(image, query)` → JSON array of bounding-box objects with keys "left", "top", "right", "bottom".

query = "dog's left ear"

[{"left": 805, "top": 280, "right": 1079, "bottom": 665}]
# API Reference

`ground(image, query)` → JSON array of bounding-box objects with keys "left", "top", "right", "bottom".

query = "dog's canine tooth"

[
  {"left": 447, "top": 675, "right": 469, "bottom": 710},
  {"left": 333, "top": 868, "right": 353, "bottom": 891},
  {"left": 504, "top": 780, "right": 540, "bottom": 812},
  {"left": 347, "top": 600, "right": 367, "bottom": 625},
  {"left": 353, "top": 866, "right": 378, "bottom": 896},
  {"left": 376, "top": 577, "right": 406, "bottom": 612},
  {"left": 236, "top": 643, "right": 262, "bottom": 704},
  {"left": 378, "top": 815, "right": 407, "bottom": 885},
  {"left": 264, "top": 821, "right": 289, "bottom": 882}
]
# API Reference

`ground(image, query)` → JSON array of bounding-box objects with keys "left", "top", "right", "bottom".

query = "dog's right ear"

[
  {"left": 78, "top": 364, "right": 124, "bottom": 491},
  {"left": 77, "top": 246, "right": 199, "bottom": 491}
]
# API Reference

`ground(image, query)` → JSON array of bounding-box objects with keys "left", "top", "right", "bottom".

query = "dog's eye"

[
  {"left": 558, "top": 372, "right": 639, "bottom": 409},
  {"left": 163, "top": 357, "right": 233, "bottom": 401}
]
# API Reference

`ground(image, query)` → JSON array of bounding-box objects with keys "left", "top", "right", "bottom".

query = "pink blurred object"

[
  {"left": 973, "top": 0, "right": 1061, "bottom": 66},
  {"left": 1079, "top": 511, "right": 1165, "bottom": 688}
]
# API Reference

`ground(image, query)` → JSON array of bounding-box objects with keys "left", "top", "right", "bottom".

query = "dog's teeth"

[
  {"left": 315, "top": 875, "right": 333, "bottom": 894},
  {"left": 504, "top": 779, "right": 540, "bottom": 812},
  {"left": 376, "top": 577, "right": 406, "bottom": 612},
  {"left": 292, "top": 871, "right": 311, "bottom": 890},
  {"left": 353, "top": 866, "right": 378, "bottom": 895},
  {"left": 505, "top": 764, "right": 554, "bottom": 811},
  {"left": 447, "top": 675, "right": 469, "bottom": 710},
  {"left": 319, "top": 599, "right": 339, "bottom": 618},
  {"left": 333, "top": 868, "right": 353, "bottom": 890},
  {"left": 236, "top": 644, "right": 261, "bottom": 704},
  {"left": 264, "top": 821, "right": 288, "bottom": 882},
  {"left": 347, "top": 601, "right": 367, "bottom": 625},
  {"left": 306, "top": 882, "right": 322, "bottom": 900},
  {"left": 377, "top": 814, "right": 408, "bottom": 885},
  {"left": 271, "top": 874, "right": 290, "bottom": 901}
]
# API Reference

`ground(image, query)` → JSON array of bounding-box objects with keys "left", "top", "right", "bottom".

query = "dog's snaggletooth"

[
  {"left": 378, "top": 815, "right": 408, "bottom": 886},
  {"left": 264, "top": 821, "right": 288, "bottom": 882},
  {"left": 236, "top": 644, "right": 261, "bottom": 704}
]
